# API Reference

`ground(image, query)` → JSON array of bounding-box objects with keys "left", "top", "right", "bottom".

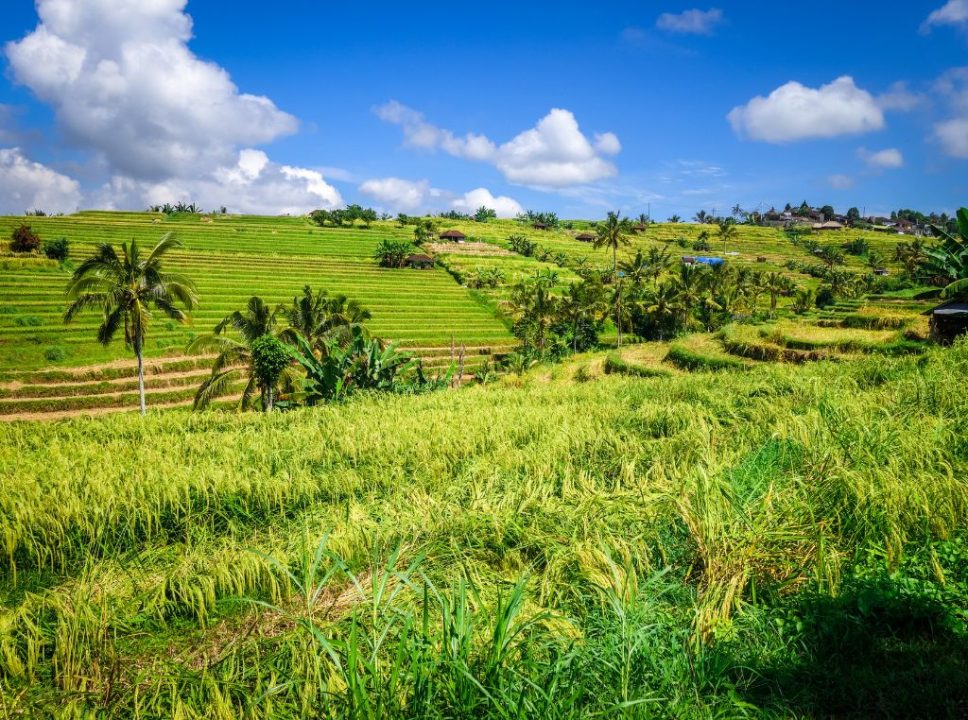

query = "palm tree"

[
  {"left": 64, "top": 233, "right": 197, "bottom": 415},
  {"left": 693, "top": 210, "right": 709, "bottom": 224},
  {"left": 279, "top": 285, "right": 371, "bottom": 352},
  {"left": 190, "top": 296, "right": 282, "bottom": 411},
  {"left": 668, "top": 214, "right": 682, "bottom": 224},
  {"left": 668, "top": 263, "right": 709, "bottom": 328},
  {"left": 923, "top": 208, "right": 968, "bottom": 298},
  {"left": 718, "top": 218, "right": 738, "bottom": 254},
  {"left": 594, "top": 211, "right": 632, "bottom": 346},
  {"left": 762, "top": 272, "right": 791, "bottom": 316}
]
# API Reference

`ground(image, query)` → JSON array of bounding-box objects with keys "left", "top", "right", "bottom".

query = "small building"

[
  {"left": 873, "top": 268, "right": 890, "bottom": 276},
  {"left": 631, "top": 223, "right": 648, "bottom": 233},
  {"left": 575, "top": 232, "right": 596, "bottom": 242},
  {"left": 815, "top": 221, "right": 844, "bottom": 231},
  {"left": 406, "top": 253, "right": 435, "bottom": 269},
  {"left": 927, "top": 299, "right": 968, "bottom": 344},
  {"left": 756, "top": 255, "right": 768, "bottom": 263},
  {"left": 440, "top": 230, "right": 466, "bottom": 242},
  {"left": 532, "top": 222, "right": 549, "bottom": 230}
]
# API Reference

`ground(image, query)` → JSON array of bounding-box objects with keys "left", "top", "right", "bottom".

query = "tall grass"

[{"left": 1, "top": 341, "right": 966, "bottom": 716}]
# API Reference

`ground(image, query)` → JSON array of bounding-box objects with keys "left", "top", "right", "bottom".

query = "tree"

[
  {"left": 474, "top": 206, "right": 497, "bottom": 223},
  {"left": 65, "top": 234, "right": 197, "bottom": 415},
  {"left": 593, "top": 211, "right": 632, "bottom": 347},
  {"left": 10, "top": 224, "right": 41, "bottom": 253},
  {"left": 846, "top": 207, "right": 861, "bottom": 224},
  {"left": 508, "top": 270, "right": 559, "bottom": 356},
  {"left": 43, "top": 237, "right": 70, "bottom": 263},
  {"left": 190, "top": 296, "right": 281, "bottom": 411},
  {"left": 820, "top": 205, "right": 836, "bottom": 221},
  {"left": 668, "top": 214, "right": 682, "bottom": 223},
  {"left": 251, "top": 335, "right": 292, "bottom": 411},
  {"left": 278, "top": 285, "right": 372, "bottom": 353},
  {"left": 693, "top": 210, "right": 709, "bottom": 224},
  {"left": 762, "top": 271, "right": 792, "bottom": 316},
  {"left": 718, "top": 218, "right": 738, "bottom": 254},
  {"left": 374, "top": 239, "right": 414, "bottom": 268}
]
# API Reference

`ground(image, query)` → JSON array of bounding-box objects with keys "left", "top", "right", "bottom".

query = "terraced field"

[{"left": 0, "top": 212, "right": 514, "bottom": 418}]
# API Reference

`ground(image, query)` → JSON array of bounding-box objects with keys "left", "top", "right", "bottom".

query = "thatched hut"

[
  {"left": 440, "top": 230, "right": 466, "bottom": 242},
  {"left": 406, "top": 253, "right": 435, "bottom": 269},
  {"left": 575, "top": 232, "right": 596, "bottom": 243},
  {"left": 927, "top": 299, "right": 968, "bottom": 344}
]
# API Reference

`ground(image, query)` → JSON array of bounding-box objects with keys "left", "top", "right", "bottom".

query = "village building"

[{"left": 406, "top": 253, "right": 435, "bottom": 269}]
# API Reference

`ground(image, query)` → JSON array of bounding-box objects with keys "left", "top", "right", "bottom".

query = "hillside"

[
  {"left": 0, "top": 211, "right": 933, "bottom": 419},
  {"left": 0, "top": 340, "right": 965, "bottom": 717}
]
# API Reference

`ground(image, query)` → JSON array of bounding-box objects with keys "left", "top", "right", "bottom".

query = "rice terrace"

[{"left": 1, "top": 1, "right": 967, "bottom": 718}]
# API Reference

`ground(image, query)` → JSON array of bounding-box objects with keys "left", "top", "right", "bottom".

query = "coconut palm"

[
  {"left": 279, "top": 285, "right": 371, "bottom": 352},
  {"left": 190, "top": 296, "right": 283, "bottom": 411},
  {"left": 594, "top": 211, "right": 632, "bottom": 346},
  {"left": 64, "top": 233, "right": 197, "bottom": 415},
  {"left": 718, "top": 218, "right": 738, "bottom": 254},
  {"left": 762, "top": 271, "right": 792, "bottom": 316}
]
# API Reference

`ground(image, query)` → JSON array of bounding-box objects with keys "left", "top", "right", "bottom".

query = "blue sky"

[{"left": 0, "top": 0, "right": 966, "bottom": 218}]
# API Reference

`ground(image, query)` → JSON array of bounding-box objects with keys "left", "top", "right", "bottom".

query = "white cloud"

[
  {"left": 0, "top": 147, "right": 82, "bottom": 214},
  {"left": 921, "top": 1, "right": 968, "bottom": 32},
  {"left": 858, "top": 147, "right": 904, "bottom": 169},
  {"left": 358, "top": 177, "right": 433, "bottom": 211},
  {"left": 90, "top": 150, "right": 342, "bottom": 215},
  {"left": 656, "top": 8, "right": 724, "bottom": 35},
  {"left": 933, "top": 68, "right": 968, "bottom": 158},
  {"left": 935, "top": 118, "right": 968, "bottom": 158},
  {"left": 375, "top": 102, "right": 619, "bottom": 187},
  {"left": 2, "top": 0, "right": 338, "bottom": 214},
  {"left": 876, "top": 82, "right": 923, "bottom": 111},
  {"left": 827, "top": 174, "right": 855, "bottom": 190},
  {"left": 451, "top": 188, "right": 522, "bottom": 218},
  {"left": 727, "top": 76, "right": 885, "bottom": 143}
]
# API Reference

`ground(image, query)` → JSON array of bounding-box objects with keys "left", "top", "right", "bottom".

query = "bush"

[
  {"left": 15, "top": 316, "right": 42, "bottom": 327},
  {"left": 42, "top": 237, "right": 70, "bottom": 262},
  {"left": 815, "top": 286, "right": 836, "bottom": 308},
  {"left": 44, "top": 346, "right": 68, "bottom": 362},
  {"left": 10, "top": 225, "right": 41, "bottom": 253}
]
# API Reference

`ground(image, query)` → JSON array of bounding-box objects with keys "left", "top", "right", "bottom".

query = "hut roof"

[
  {"left": 575, "top": 232, "right": 596, "bottom": 241},
  {"left": 439, "top": 229, "right": 466, "bottom": 239},
  {"left": 532, "top": 222, "right": 548, "bottom": 229},
  {"left": 407, "top": 253, "right": 434, "bottom": 263},
  {"left": 927, "top": 299, "right": 968, "bottom": 316}
]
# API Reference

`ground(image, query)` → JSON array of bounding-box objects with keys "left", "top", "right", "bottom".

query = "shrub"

[
  {"left": 815, "top": 286, "right": 836, "bottom": 308},
  {"left": 15, "top": 316, "right": 42, "bottom": 327},
  {"left": 10, "top": 225, "right": 41, "bottom": 253},
  {"left": 42, "top": 237, "right": 70, "bottom": 262},
  {"left": 44, "top": 346, "right": 68, "bottom": 362}
]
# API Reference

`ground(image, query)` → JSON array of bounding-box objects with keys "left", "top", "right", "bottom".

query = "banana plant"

[{"left": 923, "top": 207, "right": 968, "bottom": 299}]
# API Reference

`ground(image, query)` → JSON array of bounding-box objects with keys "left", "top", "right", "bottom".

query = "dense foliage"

[{"left": 9, "top": 224, "right": 40, "bottom": 253}]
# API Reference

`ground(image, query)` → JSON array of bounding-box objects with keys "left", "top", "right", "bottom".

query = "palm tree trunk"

[
  {"left": 135, "top": 337, "right": 146, "bottom": 416},
  {"left": 613, "top": 246, "right": 622, "bottom": 348}
]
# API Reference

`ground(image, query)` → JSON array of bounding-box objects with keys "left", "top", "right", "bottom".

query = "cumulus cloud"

[
  {"left": 858, "top": 147, "right": 904, "bottom": 169},
  {"left": 3, "top": 0, "right": 337, "bottom": 214},
  {"left": 656, "top": 8, "right": 724, "bottom": 35},
  {"left": 827, "top": 174, "right": 855, "bottom": 190},
  {"left": 921, "top": 1, "right": 968, "bottom": 32},
  {"left": 358, "top": 177, "right": 435, "bottom": 211},
  {"left": 933, "top": 68, "right": 968, "bottom": 158},
  {"left": 375, "top": 102, "right": 619, "bottom": 187},
  {"left": 90, "top": 150, "right": 341, "bottom": 215},
  {"left": 727, "top": 76, "right": 885, "bottom": 143},
  {"left": 451, "top": 188, "right": 523, "bottom": 218},
  {"left": 0, "top": 147, "right": 82, "bottom": 214}
]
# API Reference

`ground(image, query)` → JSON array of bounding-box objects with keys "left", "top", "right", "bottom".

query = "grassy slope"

[
  {"left": 0, "top": 212, "right": 513, "bottom": 371},
  {"left": 1, "top": 341, "right": 965, "bottom": 717}
]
